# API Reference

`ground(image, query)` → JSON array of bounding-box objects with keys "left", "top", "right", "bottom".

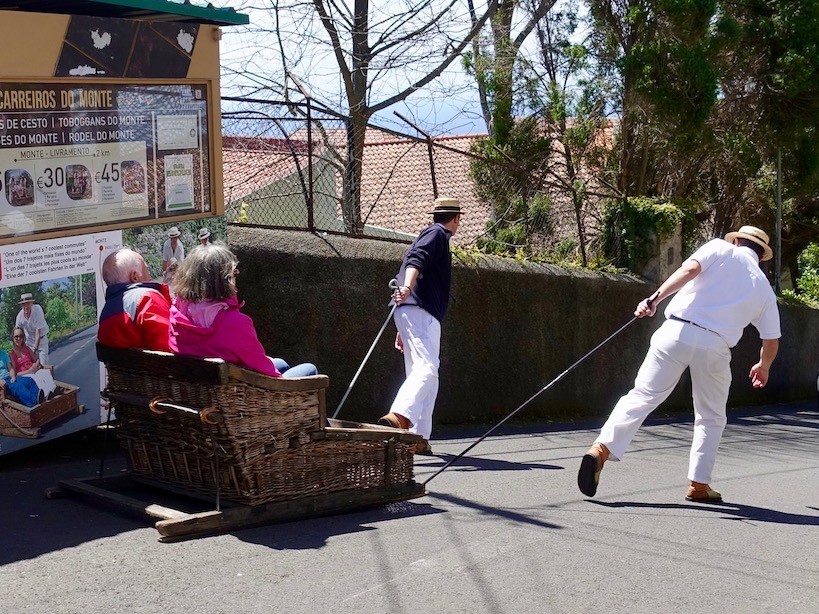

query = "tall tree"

[
  {"left": 587, "top": 0, "right": 718, "bottom": 196},
  {"left": 532, "top": 1, "right": 612, "bottom": 265},
  {"left": 227, "top": 0, "right": 499, "bottom": 233},
  {"left": 713, "top": 0, "right": 819, "bottom": 270},
  {"left": 464, "top": 0, "right": 556, "bottom": 145}
]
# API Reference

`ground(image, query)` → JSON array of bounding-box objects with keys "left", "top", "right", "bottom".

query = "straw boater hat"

[
  {"left": 427, "top": 196, "right": 462, "bottom": 215},
  {"left": 167, "top": 226, "right": 181, "bottom": 238},
  {"left": 18, "top": 293, "right": 35, "bottom": 304},
  {"left": 725, "top": 225, "right": 773, "bottom": 262},
  {"left": 198, "top": 227, "right": 211, "bottom": 240}
]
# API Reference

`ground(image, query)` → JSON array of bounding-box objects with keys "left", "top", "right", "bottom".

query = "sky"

[{"left": 218, "top": 2, "right": 491, "bottom": 137}]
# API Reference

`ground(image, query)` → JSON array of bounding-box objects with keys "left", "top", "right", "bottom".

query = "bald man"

[{"left": 98, "top": 248, "right": 172, "bottom": 351}]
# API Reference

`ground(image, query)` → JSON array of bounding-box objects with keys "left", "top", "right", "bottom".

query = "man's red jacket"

[{"left": 98, "top": 282, "right": 172, "bottom": 351}]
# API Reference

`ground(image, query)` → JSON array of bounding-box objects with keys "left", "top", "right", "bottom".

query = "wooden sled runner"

[{"left": 47, "top": 344, "right": 425, "bottom": 541}]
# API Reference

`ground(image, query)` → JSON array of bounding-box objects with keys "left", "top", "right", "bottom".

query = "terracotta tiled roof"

[
  {"left": 359, "top": 132, "right": 489, "bottom": 245},
  {"left": 222, "top": 129, "right": 491, "bottom": 245},
  {"left": 221, "top": 135, "right": 311, "bottom": 203}
]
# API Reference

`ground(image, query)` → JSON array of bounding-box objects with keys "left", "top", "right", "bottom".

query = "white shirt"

[
  {"left": 15, "top": 303, "right": 49, "bottom": 348},
  {"left": 665, "top": 238, "right": 781, "bottom": 347},
  {"left": 162, "top": 238, "right": 185, "bottom": 264}
]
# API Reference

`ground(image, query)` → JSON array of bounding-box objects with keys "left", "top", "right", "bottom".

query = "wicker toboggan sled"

[
  {"left": 0, "top": 381, "right": 83, "bottom": 438},
  {"left": 47, "top": 343, "right": 425, "bottom": 541}
]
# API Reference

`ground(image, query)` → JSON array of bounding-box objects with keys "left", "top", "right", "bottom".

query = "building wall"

[{"left": 229, "top": 226, "right": 817, "bottom": 429}]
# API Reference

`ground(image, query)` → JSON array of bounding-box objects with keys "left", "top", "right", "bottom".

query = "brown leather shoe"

[
  {"left": 377, "top": 412, "right": 411, "bottom": 430},
  {"left": 577, "top": 442, "right": 610, "bottom": 497},
  {"left": 413, "top": 439, "right": 433, "bottom": 455},
  {"left": 685, "top": 482, "right": 723, "bottom": 503}
]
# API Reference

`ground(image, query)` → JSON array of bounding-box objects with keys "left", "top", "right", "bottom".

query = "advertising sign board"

[{"left": 0, "top": 82, "right": 211, "bottom": 241}]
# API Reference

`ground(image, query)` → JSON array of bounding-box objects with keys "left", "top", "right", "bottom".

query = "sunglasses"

[{"left": 13, "top": 335, "right": 23, "bottom": 339}]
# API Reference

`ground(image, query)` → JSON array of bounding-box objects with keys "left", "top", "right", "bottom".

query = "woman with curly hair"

[{"left": 169, "top": 243, "right": 317, "bottom": 378}]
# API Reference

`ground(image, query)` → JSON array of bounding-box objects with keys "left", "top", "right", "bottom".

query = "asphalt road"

[{"left": 2, "top": 402, "right": 818, "bottom": 614}]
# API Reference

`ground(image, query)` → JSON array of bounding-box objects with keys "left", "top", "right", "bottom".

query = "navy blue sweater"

[{"left": 392, "top": 223, "right": 453, "bottom": 322}]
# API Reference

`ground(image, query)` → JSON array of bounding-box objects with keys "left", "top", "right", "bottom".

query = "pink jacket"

[{"left": 169, "top": 295, "right": 282, "bottom": 377}]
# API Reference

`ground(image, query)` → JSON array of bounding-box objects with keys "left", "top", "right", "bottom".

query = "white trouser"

[
  {"left": 595, "top": 319, "right": 732, "bottom": 484},
  {"left": 28, "top": 338, "right": 49, "bottom": 366},
  {"left": 29, "top": 368, "right": 57, "bottom": 396},
  {"left": 389, "top": 306, "right": 441, "bottom": 439}
]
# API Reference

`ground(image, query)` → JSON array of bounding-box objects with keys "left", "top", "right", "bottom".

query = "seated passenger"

[
  {"left": 98, "top": 248, "right": 172, "bottom": 351},
  {"left": 169, "top": 243, "right": 318, "bottom": 378},
  {"left": 8, "top": 327, "right": 58, "bottom": 403},
  {"left": 0, "top": 347, "right": 43, "bottom": 407}
]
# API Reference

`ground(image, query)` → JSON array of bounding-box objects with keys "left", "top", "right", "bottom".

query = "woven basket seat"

[{"left": 98, "top": 343, "right": 420, "bottom": 506}]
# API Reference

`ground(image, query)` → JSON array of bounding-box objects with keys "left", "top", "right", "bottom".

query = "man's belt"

[{"left": 668, "top": 314, "right": 720, "bottom": 337}]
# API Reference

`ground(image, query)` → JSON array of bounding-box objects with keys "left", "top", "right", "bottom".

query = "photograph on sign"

[{"left": 0, "top": 231, "right": 121, "bottom": 455}]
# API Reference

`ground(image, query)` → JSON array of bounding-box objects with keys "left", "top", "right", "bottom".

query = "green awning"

[{"left": 0, "top": 0, "right": 249, "bottom": 26}]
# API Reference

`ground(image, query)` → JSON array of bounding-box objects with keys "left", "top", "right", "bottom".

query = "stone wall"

[{"left": 228, "top": 226, "right": 818, "bottom": 429}]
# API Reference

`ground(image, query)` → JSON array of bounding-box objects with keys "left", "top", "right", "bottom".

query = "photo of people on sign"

[
  {"left": 0, "top": 82, "right": 211, "bottom": 240},
  {"left": 66, "top": 165, "right": 92, "bottom": 200},
  {"left": 0, "top": 279, "right": 90, "bottom": 442},
  {"left": 0, "top": 230, "right": 121, "bottom": 455},
  {"left": 121, "top": 160, "right": 145, "bottom": 194},
  {"left": 5, "top": 170, "right": 35, "bottom": 207}
]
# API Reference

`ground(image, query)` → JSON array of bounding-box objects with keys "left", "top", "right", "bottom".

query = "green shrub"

[
  {"left": 600, "top": 197, "right": 699, "bottom": 272},
  {"left": 793, "top": 242, "right": 819, "bottom": 304}
]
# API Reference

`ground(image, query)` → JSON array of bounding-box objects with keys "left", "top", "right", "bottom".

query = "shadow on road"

[
  {"left": 419, "top": 452, "right": 563, "bottom": 474},
  {"left": 588, "top": 500, "right": 819, "bottom": 526},
  {"left": 427, "top": 491, "right": 563, "bottom": 530},
  {"left": 235, "top": 499, "right": 446, "bottom": 550},
  {"left": 0, "top": 455, "right": 146, "bottom": 566}
]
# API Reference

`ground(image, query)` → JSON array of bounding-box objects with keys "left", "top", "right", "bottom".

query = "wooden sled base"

[{"left": 46, "top": 473, "right": 427, "bottom": 542}]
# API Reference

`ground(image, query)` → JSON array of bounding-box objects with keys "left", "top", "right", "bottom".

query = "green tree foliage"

[
  {"left": 483, "top": 0, "right": 819, "bottom": 277},
  {"left": 470, "top": 116, "right": 554, "bottom": 256},
  {"left": 714, "top": 0, "right": 819, "bottom": 273},
  {"left": 792, "top": 243, "right": 819, "bottom": 302},
  {"left": 46, "top": 297, "right": 73, "bottom": 333},
  {"left": 600, "top": 196, "right": 698, "bottom": 270},
  {"left": 587, "top": 0, "right": 718, "bottom": 196}
]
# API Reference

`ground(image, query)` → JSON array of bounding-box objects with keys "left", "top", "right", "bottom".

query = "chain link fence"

[
  {"left": 220, "top": 97, "right": 618, "bottom": 263},
  {"left": 221, "top": 98, "right": 348, "bottom": 234}
]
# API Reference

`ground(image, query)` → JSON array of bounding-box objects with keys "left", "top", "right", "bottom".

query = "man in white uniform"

[
  {"left": 578, "top": 225, "right": 781, "bottom": 503},
  {"left": 15, "top": 293, "right": 50, "bottom": 365},
  {"left": 162, "top": 226, "right": 185, "bottom": 274}
]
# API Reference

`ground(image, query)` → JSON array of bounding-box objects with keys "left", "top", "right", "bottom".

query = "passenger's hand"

[{"left": 395, "top": 332, "right": 404, "bottom": 353}]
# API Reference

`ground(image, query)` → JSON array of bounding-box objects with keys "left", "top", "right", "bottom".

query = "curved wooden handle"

[{"left": 149, "top": 397, "right": 171, "bottom": 415}]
